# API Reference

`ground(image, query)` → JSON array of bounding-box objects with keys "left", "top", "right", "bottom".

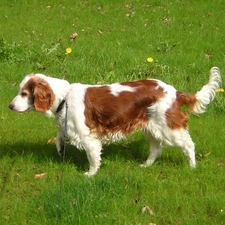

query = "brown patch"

[
  {"left": 165, "top": 91, "right": 197, "bottom": 129},
  {"left": 22, "top": 76, "right": 55, "bottom": 112},
  {"left": 176, "top": 91, "right": 197, "bottom": 112},
  {"left": 165, "top": 102, "right": 189, "bottom": 130},
  {"left": 84, "top": 80, "right": 165, "bottom": 135}
]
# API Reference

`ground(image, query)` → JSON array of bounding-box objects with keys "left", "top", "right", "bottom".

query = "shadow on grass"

[
  {"left": 0, "top": 137, "right": 188, "bottom": 176},
  {"left": 0, "top": 141, "right": 87, "bottom": 171},
  {"left": 0, "top": 137, "right": 148, "bottom": 171},
  {"left": 102, "top": 138, "right": 148, "bottom": 162}
]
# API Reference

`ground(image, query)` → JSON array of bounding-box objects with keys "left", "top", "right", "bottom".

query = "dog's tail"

[{"left": 177, "top": 67, "right": 222, "bottom": 114}]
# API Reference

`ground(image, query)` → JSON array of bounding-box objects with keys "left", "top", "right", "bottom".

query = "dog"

[{"left": 9, "top": 67, "right": 221, "bottom": 176}]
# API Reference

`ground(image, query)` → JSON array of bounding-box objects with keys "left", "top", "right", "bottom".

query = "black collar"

[{"left": 56, "top": 99, "right": 66, "bottom": 113}]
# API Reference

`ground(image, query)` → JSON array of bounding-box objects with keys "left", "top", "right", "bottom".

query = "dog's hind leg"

[
  {"left": 178, "top": 130, "right": 196, "bottom": 168},
  {"left": 140, "top": 134, "right": 162, "bottom": 168},
  {"left": 165, "top": 128, "right": 196, "bottom": 168}
]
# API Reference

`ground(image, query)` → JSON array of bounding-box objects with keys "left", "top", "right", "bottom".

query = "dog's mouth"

[{"left": 8, "top": 104, "right": 34, "bottom": 113}]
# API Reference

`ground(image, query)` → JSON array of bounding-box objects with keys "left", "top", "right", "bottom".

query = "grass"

[{"left": 0, "top": 0, "right": 225, "bottom": 224}]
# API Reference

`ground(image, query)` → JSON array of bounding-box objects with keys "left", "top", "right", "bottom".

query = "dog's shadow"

[{"left": 0, "top": 137, "right": 148, "bottom": 172}]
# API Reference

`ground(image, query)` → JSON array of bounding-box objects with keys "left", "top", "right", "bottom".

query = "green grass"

[{"left": 0, "top": 0, "right": 225, "bottom": 224}]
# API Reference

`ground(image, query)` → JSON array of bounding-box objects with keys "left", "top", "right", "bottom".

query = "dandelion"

[
  {"left": 147, "top": 57, "right": 154, "bottom": 63},
  {"left": 65, "top": 47, "right": 72, "bottom": 55},
  {"left": 215, "top": 88, "right": 224, "bottom": 93}
]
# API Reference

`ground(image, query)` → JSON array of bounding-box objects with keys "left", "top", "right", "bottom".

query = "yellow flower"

[
  {"left": 147, "top": 57, "right": 153, "bottom": 63},
  {"left": 65, "top": 47, "right": 72, "bottom": 55},
  {"left": 215, "top": 88, "right": 224, "bottom": 93}
]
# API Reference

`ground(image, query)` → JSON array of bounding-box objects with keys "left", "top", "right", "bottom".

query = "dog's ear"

[{"left": 32, "top": 79, "right": 55, "bottom": 112}]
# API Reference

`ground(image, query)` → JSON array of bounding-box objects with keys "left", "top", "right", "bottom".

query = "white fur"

[{"left": 109, "top": 83, "right": 136, "bottom": 96}]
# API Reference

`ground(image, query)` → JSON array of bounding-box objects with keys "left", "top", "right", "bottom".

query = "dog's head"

[{"left": 9, "top": 74, "right": 56, "bottom": 113}]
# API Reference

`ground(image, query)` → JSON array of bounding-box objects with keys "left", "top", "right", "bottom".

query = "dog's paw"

[
  {"left": 84, "top": 172, "right": 95, "bottom": 177},
  {"left": 139, "top": 163, "right": 148, "bottom": 168},
  {"left": 59, "top": 150, "right": 64, "bottom": 157}
]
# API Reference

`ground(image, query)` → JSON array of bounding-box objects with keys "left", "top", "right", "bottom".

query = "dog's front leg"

[
  {"left": 56, "top": 132, "right": 65, "bottom": 157},
  {"left": 82, "top": 138, "right": 102, "bottom": 177}
]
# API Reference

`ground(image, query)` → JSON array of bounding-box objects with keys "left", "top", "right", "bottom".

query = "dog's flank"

[
  {"left": 84, "top": 79, "right": 165, "bottom": 136},
  {"left": 9, "top": 67, "right": 222, "bottom": 176}
]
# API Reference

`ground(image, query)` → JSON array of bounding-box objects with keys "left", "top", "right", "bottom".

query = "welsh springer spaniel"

[{"left": 9, "top": 67, "right": 221, "bottom": 176}]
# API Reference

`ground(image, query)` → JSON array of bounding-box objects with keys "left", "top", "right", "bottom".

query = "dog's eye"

[{"left": 21, "top": 92, "right": 28, "bottom": 97}]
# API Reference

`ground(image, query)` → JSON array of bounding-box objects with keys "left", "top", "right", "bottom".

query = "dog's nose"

[{"left": 9, "top": 103, "right": 14, "bottom": 110}]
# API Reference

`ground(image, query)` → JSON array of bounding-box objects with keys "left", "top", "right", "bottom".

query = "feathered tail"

[
  {"left": 193, "top": 67, "right": 221, "bottom": 113},
  {"left": 177, "top": 67, "right": 222, "bottom": 114}
]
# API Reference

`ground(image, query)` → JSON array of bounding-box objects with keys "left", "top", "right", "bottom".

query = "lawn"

[{"left": 0, "top": 0, "right": 225, "bottom": 224}]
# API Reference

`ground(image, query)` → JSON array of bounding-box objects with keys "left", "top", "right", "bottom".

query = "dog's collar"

[
  {"left": 56, "top": 97, "right": 69, "bottom": 139},
  {"left": 56, "top": 99, "right": 66, "bottom": 113}
]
